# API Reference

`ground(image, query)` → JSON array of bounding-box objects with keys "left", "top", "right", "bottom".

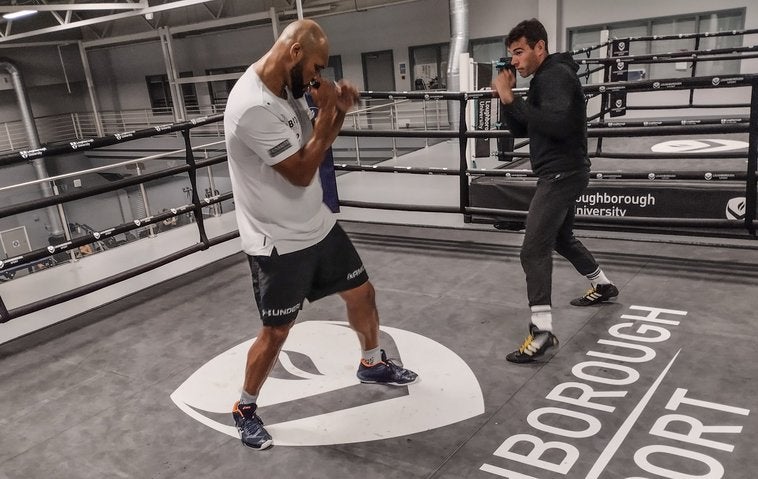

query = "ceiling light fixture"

[{"left": 3, "top": 10, "right": 38, "bottom": 20}]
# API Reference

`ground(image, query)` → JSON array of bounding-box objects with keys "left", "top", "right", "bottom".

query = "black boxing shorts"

[{"left": 247, "top": 223, "right": 369, "bottom": 326}]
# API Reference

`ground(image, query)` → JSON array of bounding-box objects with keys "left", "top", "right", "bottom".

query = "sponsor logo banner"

[
  {"left": 608, "top": 40, "right": 628, "bottom": 117},
  {"left": 471, "top": 181, "right": 753, "bottom": 220}
]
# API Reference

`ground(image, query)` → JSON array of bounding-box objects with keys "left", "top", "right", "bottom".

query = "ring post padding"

[
  {"left": 459, "top": 96, "right": 469, "bottom": 214},
  {"left": 0, "top": 296, "right": 9, "bottom": 323},
  {"left": 181, "top": 129, "right": 210, "bottom": 248},
  {"left": 746, "top": 80, "right": 758, "bottom": 236}
]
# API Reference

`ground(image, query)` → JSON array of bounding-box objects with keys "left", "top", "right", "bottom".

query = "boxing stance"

[
  {"left": 491, "top": 18, "right": 619, "bottom": 363},
  {"left": 223, "top": 19, "right": 418, "bottom": 450}
]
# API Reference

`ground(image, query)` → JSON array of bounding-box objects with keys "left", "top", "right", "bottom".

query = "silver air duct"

[
  {"left": 446, "top": 0, "right": 469, "bottom": 127},
  {"left": 0, "top": 58, "right": 63, "bottom": 236}
]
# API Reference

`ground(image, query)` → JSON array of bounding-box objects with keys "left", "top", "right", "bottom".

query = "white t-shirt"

[{"left": 224, "top": 67, "right": 336, "bottom": 256}]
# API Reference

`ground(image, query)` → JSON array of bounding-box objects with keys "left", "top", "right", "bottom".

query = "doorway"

[
  {"left": 361, "top": 49, "right": 395, "bottom": 91},
  {"left": 361, "top": 49, "right": 395, "bottom": 130}
]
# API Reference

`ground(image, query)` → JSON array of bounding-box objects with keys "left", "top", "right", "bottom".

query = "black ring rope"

[
  {"left": 0, "top": 193, "right": 233, "bottom": 277},
  {"left": 0, "top": 113, "right": 223, "bottom": 168},
  {"left": 465, "top": 206, "right": 753, "bottom": 229},
  {"left": 578, "top": 44, "right": 758, "bottom": 62},
  {"left": 0, "top": 230, "right": 239, "bottom": 323},
  {"left": 569, "top": 27, "right": 758, "bottom": 56},
  {"left": 623, "top": 104, "right": 749, "bottom": 110},
  {"left": 333, "top": 164, "right": 749, "bottom": 181}
]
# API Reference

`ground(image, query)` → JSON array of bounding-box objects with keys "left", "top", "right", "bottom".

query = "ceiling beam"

[
  {"left": 0, "top": 0, "right": 217, "bottom": 43},
  {"left": 80, "top": 5, "right": 332, "bottom": 48},
  {"left": 0, "top": 40, "right": 78, "bottom": 48},
  {"left": 0, "top": 2, "right": 149, "bottom": 12},
  {"left": 49, "top": 11, "right": 66, "bottom": 26}
]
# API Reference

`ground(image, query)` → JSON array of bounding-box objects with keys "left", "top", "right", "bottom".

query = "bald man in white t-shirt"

[{"left": 224, "top": 19, "right": 418, "bottom": 451}]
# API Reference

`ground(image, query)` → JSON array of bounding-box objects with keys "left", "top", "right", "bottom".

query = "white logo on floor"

[
  {"left": 170, "top": 321, "right": 484, "bottom": 446},
  {"left": 651, "top": 139, "right": 748, "bottom": 153},
  {"left": 725, "top": 197, "right": 746, "bottom": 220}
]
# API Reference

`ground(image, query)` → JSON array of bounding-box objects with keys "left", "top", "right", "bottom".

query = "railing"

[
  {"left": 338, "top": 98, "right": 449, "bottom": 163},
  {"left": 0, "top": 100, "right": 449, "bottom": 155}
]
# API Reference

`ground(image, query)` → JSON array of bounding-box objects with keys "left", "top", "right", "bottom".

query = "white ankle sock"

[
  {"left": 530, "top": 305, "right": 552, "bottom": 332},
  {"left": 361, "top": 346, "right": 382, "bottom": 366},
  {"left": 240, "top": 390, "right": 257, "bottom": 406},
  {"left": 586, "top": 267, "right": 610, "bottom": 287}
]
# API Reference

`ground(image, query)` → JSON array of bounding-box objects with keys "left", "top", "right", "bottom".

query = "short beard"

[{"left": 290, "top": 61, "right": 307, "bottom": 99}]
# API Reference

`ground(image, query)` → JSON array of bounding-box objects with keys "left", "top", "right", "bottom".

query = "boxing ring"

[
  {"left": 0, "top": 72, "right": 757, "bottom": 321},
  {"left": 1, "top": 29, "right": 758, "bottom": 479}
]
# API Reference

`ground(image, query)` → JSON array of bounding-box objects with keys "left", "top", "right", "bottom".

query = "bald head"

[
  {"left": 278, "top": 19, "right": 329, "bottom": 55},
  {"left": 256, "top": 19, "right": 330, "bottom": 99}
]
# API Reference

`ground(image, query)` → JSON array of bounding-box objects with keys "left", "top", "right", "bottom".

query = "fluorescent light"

[{"left": 3, "top": 10, "right": 38, "bottom": 20}]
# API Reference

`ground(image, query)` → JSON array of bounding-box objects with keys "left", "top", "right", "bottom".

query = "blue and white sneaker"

[
  {"left": 232, "top": 401, "right": 273, "bottom": 450},
  {"left": 357, "top": 349, "right": 419, "bottom": 386}
]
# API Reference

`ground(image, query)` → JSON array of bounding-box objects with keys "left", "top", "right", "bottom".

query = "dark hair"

[{"left": 507, "top": 18, "right": 549, "bottom": 53}]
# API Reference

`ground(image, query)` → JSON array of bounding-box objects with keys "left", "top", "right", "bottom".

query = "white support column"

[
  {"left": 164, "top": 27, "right": 186, "bottom": 120},
  {"left": 537, "top": 0, "right": 561, "bottom": 51},
  {"left": 585, "top": 29, "right": 610, "bottom": 120},
  {"left": 598, "top": 29, "right": 609, "bottom": 83},
  {"left": 459, "top": 52, "right": 475, "bottom": 169},
  {"left": 77, "top": 40, "right": 104, "bottom": 137},
  {"left": 159, "top": 27, "right": 186, "bottom": 122},
  {"left": 269, "top": 7, "right": 279, "bottom": 40}
]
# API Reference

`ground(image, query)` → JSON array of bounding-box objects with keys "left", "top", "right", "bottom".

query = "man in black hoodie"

[{"left": 491, "top": 18, "right": 619, "bottom": 364}]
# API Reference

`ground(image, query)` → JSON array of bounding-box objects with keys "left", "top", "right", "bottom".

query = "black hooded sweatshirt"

[{"left": 501, "top": 52, "right": 591, "bottom": 177}]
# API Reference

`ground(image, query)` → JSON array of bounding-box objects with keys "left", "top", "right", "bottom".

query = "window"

[
  {"left": 697, "top": 10, "right": 744, "bottom": 76},
  {"left": 205, "top": 66, "right": 247, "bottom": 109},
  {"left": 409, "top": 43, "right": 448, "bottom": 90},
  {"left": 471, "top": 36, "right": 512, "bottom": 87},
  {"left": 145, "top": 72, "right": 198, "bottom": 114},
  {"left": 470, "top": 36, "right": 506, "bottom": 64},
  {"left": 648, "top": 17, "right": 696, "bottom": 79},
  {"left": 409, "top": 38, "right": 506, "bottom": 90},
  {"left": 567, "top": 8, "right": 745, "bottom": 81}
]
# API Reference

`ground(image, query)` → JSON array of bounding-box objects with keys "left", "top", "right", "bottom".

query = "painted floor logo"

[
  {"left": 479, "top": 305, "right": 752, "bottom": 478},
  {"left": 650, "top": 139, "right": 748, "bottom": 153},
  {"left": 170, "top": 321, "right": 484, "bottom": 446}
]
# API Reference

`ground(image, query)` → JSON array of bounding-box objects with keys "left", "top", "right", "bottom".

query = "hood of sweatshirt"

[{"left": 538, "top": 52, "right": 580, "bottom": 74}]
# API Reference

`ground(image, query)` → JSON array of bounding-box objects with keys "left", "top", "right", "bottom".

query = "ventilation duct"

[
  {"left": 0, "top": 58, "right": 63, "bottom": 236},
  {"left": 446, "top": 0, "right": 469, "bottom": 127}
]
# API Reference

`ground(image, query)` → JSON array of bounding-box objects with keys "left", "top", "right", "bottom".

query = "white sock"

[
  {"left": 240, "top": 390, "right": 257, "bottom": 406},
  {"left": 361, "top": 346, "right": 382, "bottom": 366},
  {"left": 586, "top": 267, "right": 610, "bottom": 287},
  {"left": 530, "top": 305, "right": 552, "bottom": 332}
]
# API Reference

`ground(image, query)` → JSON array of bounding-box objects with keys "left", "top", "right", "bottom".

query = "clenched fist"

[{"left": 310, "top": 79, "right": 360, "bottom": 113}]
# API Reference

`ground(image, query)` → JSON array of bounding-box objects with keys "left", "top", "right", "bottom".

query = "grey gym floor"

[{"left": 1, "top": 219, "right": 757, "bottom": 479}]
